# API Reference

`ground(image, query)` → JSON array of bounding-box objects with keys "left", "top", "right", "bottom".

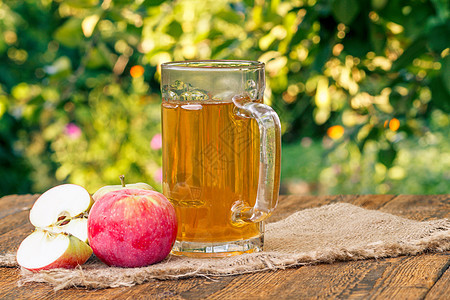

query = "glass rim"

[{"left": 161, "top": 60, "right": 264, "bottom": 71}]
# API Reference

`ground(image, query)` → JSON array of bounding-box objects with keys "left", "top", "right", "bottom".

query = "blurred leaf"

[
  {"left": 358, "top": 126, "right": 379, "bottom": 151},
  {"left": 378, "top": 144, "right": 397, "bottom": 168},
  {"left": 427, "top": 22, "right": 450, "bottom": 53},
  {"left": 369, "top": 23, "right": 387, "bottom": 55},
  {"left": 166, "top": 21, "right": 183, "bottom": 39},
  {"left": 86, "top": 47, "right": 110, "bottom": 69},
  {"left": 143, "top": 0, "right": 166, "bottom": 7},
  {"left": 211, "top": 39, "right": 237, "bottom": 58},
  {"left": 371, "top": 0, "right": 388, "bottom": 10},
  {"left": 0, "top": 39, "right": 6, "bottom": 55},
  {"left": 312, "top": 43, "right": 332, "bottom": 72},
  {"left": 44, "top": 56, "right": 72, "bottom": 78},
  {"left": 97, "top": 42, "right": 115, "bottom": 69},
  {"left": 332, "top": 0, "right": 359, "bottom": 25},
  {"left": 53, "top": 18, "right": 84, "bottom": 48},
  {"left": 442, "top": 56, "right": 450, "bottom": 95},
  {"left": 64, "top": 0, "right": 99, "bottom": 8},
  {"left": 391, "top": 37, "right": 427, "bottom": 71},
  {"left": 430, "top": 0, "right": 450, "bottom": 21},
  {"left": 430, "top": 74, "right": 450, "bottom": 112},
  {"left": 216, "top": 10, "right": 244, "bottom": 24}
]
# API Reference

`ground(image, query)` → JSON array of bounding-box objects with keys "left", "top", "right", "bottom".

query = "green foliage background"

[{"left": 0, "top": 0, "right": 449, "bottom": 196}]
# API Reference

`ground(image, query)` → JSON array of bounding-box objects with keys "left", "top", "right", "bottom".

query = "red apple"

[{"left": 87, "top": 189, "right": 177, "bottom": 268}]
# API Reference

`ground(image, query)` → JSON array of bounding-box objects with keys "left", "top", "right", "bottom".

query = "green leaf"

[
  {"left": 143, "top": 0, "right": 166, "bottom": 7},
  {"left": 53, "top": 18, "right": 84, "bottom": 48},
  {"left": 216, "top": 11, "right": 244, "bottom": 24},
  {"left": 64, "top": 0, "right": 99, "bottom": 8},
  {"left": 86, "top": 47, "right": 109, "bottom": 69},
  {"left": 430, "top": 73, "right": 450, "bottom": 113},
  {"left": 427, "top": 22, "right": 450, "bottom": 53},
  {"left": 211, "top": 39, "right": 237, "bottom": 58},
  {"left": 369, "top": 23, "right": 387, "bottom": 55},
  {"left": 312, "top": 43, "right": 332, "bottom": 72},
  {"left": 166, "top": 21, "right": 183, "bottom": 39},
  {"left": 357, "top": 126, "right": 380, "bottom": 151},
  {"left": 430, "top": 0, "right": 450, "bottom": 21},
  {"left": 44, "top": 56, "right": 72, "bottom": 78},
  {"left": 442, "top": 56, "right": 450, "bottom": 96},
  {"left": 371, "top": 0, "right": 388, "bottom": 10},
  {"left": 378, "top": 144, "right": 397, "bottom": 168},
  {"left": 332, "top": 0, "right": 360, "bottom": 25},
  {"left": 391, "top": 37, "right": 427, "bottom": 72}
]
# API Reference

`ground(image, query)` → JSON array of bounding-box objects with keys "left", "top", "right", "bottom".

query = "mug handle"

[{"left": 232, "top": 98, "right": 281, "bottom": 224}]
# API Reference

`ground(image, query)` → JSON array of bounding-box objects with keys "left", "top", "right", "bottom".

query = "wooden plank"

[
  {"left": 425, "top": 262, "right": 450, "bottom": 300},
  {"left": 203, "top": 254, "right": 450, "bottom": 299},
  {"left": 0, "top": 268, "right": 23, "bottom": 300},
  {"left": 268, "top": 195, "right": 337, "bottom": 223},
  {"left": 207, "top": 260, "right": 388, "bottom": 299},
  {"left": 349, "top": 194, "right": 397, "bottom": 210},
  {"left": 8, "top": 271, "right": 229, "bottom": 299},
  {"left": 380, "top": 195, "right": 450, "bottom": 221},
  {"left": 205, "top": 259, "right": 394, "bottom": 299},
  {"left": 0, "top": 195, "right": 36, "bottom": 220},
  {"left": 205, "top": 268, "right": 303, "bottom": 299},
  {"left": 119, "top": 277, "right": 235, "bottom": 299},
  {"left": 0, "top": 210, "right": 31, "bottom": 236},
  {"left": 0, "top": 199, "right": 34, "bottom": 262},
  {"left": 367, "top": 253, "right": 450, "bottom": 299},
  {"left": 0, "top": 223, "right": 34, "bottom": 254}
]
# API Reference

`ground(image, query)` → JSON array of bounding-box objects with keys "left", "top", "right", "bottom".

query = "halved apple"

[
  {"left": 92, "top": 175, "right": 154, "bottom": 201},
  {"left": 16, "top": 229, "right": 92, "bottom": 272},
  {"left": 29, "top": 184, "right": 93, "bottom": 242}
]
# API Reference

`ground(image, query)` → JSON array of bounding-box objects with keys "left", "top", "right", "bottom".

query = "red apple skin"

[{"left": 87, "top": 189, "right": 177, "bottom": 268}]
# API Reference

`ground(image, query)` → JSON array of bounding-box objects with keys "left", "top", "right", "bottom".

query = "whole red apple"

[{"left": 87, "top": 189, "right": 177, "bottom": 267}]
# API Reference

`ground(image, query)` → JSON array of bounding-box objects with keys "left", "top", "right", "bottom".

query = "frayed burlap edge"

[{"left": 0, "top": 253, "right": 17, "bottom": 267}]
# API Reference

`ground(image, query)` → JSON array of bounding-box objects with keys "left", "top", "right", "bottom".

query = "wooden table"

[{"left": 0, "top": 194, "right": 449, "bottom": 299}]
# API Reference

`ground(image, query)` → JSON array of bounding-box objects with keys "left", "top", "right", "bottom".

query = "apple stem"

[{"left": 120, "top": 175, "right": 126, "bottom": 187}]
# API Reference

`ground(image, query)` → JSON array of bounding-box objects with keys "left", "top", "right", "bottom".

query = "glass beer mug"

[{"left": 161, "top": 60, "right": 281, "bottom": 257}]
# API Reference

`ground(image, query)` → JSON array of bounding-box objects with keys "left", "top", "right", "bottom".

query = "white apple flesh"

[
  {"left": 48, "top": 218, "right": 89, "bottom": 243},
  {"left": 92, "top": 175, "right": 154, "bottom": 201},
  {"left": 16, "top": 230, "right": 92, "bottom": 272},
  {"left": 29, "top": 184, "right": 93, "bottom": 241}
]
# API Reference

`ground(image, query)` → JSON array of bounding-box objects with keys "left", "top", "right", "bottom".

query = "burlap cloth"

[{"left": 1, "top": 203, "right": 449, "bottom": 290}]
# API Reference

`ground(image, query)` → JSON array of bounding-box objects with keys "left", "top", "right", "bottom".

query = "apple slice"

[
  {"left": 29, "top": 184, "right": 93, "bottom": 239},
  {"left": 16, "top": 229, "right": 92, "bottom": 272},
  {"left": 92, "top": 175, "right": 154, "bottom": 201},
  {"left": 48, "top": 218, "right": 89, "bottom": 243}
]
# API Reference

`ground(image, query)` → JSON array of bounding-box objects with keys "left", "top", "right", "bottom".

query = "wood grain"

[
  {"left": 0, "top": 194, "right": 448, "bottom": 300},
  {"left": 0, "top": 194, "right": 36, "bottom": 220},
  {"left": 425, "top": 262, "right": 450, "bottom": 300}
]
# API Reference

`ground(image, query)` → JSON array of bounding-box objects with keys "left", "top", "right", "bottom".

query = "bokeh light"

[
  {"left": 130, "top": 65, "right": 144, "bottom": 78},
  {"left": 327, "top": 125, "right": 345, "bottom": 140}
]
